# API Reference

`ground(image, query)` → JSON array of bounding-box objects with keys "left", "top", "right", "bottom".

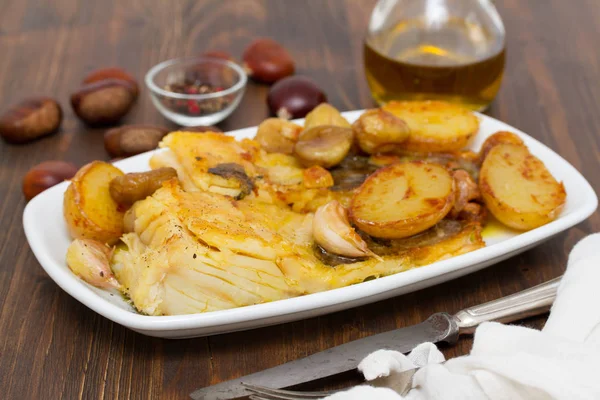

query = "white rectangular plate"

[{"left": 23, "top": 111, "right": 597, "bottom": 338}]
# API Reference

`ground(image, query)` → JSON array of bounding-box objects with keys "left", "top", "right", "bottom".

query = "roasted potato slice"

[
  {"left": 479, "top": 144, "right": 566, "bottom": 230},
  {"left": 478, "top": 131, "right": 524, "bottom": 164},
  {"left": 304, "top": 103, "right": 351, "bottom": 130},
  {"left": 352, "top": 109, "right": 410, "bottom": 154},
  {"left": 254, "top": 118, "right": 303, "bottom": 154},
  {"left": 383, "top": 100, "right": 479, "bottom": 153},
  {"left": 350, "top": 162, "right": 455, "bottom": 239},
  {"left": 63, "top": 161, "right": 125, "bottom": 244}
]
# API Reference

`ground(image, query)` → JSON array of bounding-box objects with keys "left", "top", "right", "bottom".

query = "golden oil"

[{"left": 364, "top": 17, "right": 505, "bottom": 111}]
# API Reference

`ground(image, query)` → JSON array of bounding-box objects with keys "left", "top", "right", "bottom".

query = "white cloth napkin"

[{"left": 326, "top": 234, "right": 600, "bottom": 400}]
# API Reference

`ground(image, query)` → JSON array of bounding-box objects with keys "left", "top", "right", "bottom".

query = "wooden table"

[{"left": 0, "top": 0, "right": 598, "bottom": 398}]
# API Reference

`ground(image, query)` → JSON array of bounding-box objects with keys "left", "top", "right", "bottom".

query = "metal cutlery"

[
  {"left": 244, "top": 367, "right": 418, "bottom": 399},
  {"left": 191, "top": 277, "right": 561, "bottom": 399}
]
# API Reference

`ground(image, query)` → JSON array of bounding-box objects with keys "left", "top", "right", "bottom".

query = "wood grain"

[{"left": 0, "top": 0, "right": 598, "bottom": 398}]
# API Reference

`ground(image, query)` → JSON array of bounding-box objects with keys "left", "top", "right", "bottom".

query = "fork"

[{"left": 244, "top": 367, "right": 418, "bottom": 399}]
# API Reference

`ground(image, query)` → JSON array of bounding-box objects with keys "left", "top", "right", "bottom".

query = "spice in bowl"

[
  {"left": 162, "top": 80, "right": 233, "bottom": 116},
  {"left": 145, "top": 56, "right": 247, "bottom": 125}
]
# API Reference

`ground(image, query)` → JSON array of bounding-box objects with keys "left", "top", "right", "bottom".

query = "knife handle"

[{"left": 453, "top": 276, "right": 561, "bottom": 334}]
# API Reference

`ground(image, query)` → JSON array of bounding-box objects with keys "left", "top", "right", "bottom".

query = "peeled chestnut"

[
  {"left": 352, "top": 109, "right": 410, "bottom": 154},
  {"left": 267, "top": 76, "right": 327, "bottom": 119},
  {"left": 0, "top": 97, "right": 62, "bottom": 144},
  {"left": 294, "top": 125, "right": 353, "bottom": 168},
  {"left": 304, "top": 103, "right": 351, "bottom": 130},
  {"left": 243, "top": 38, "right": 295, "bottom": 83},
  {"left": 23, "top": 161, "right": 78, "bottom": 201},
  {"left": 83, "top": 67, "right": 139, "bottom": 98},
  {"left": 70, "top": 79, "right": 137, "bottom": 126},
  {"left": 109, "top": 167, "right": 178, "bottom": 206},
  {"left": 104, "top": 124, "right": 169, "bottom": 157},
  {"left": 254, "top": 118, "right": 303, "bottom": 154}
]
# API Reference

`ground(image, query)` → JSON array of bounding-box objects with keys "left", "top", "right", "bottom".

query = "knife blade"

[
  {"left": 190, "top": 313, "right": 458, "bottom": 400},
  {"left": 191, "top": 276, "right": 561, "bottom": 399}
]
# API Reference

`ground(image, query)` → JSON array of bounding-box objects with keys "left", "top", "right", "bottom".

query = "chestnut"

[
  {"left": 104, "top": 124, "right": 169, "bottom": 157},
  {"left": 22, "top": 161, "right": 78, "bottom": 201},
  {"left": 294, "top": 126, "right": 353, "bottom": 168},
  {"left": 83, "top": 67, "right": 139, "bottom": 98},
  {"left": 0, "top": 97, "right": 62, "bottom": 144},
  {"left": 243, "top": 38, "right": 295, "bottom": 83},
  {"left": 70, "top": 79, "right": 137, "bottom": 126},
  {"left": 267, "top": 76, "right": 327, "bottom": 119}
]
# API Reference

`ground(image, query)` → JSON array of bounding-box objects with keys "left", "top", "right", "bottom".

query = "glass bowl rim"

[{"left": 145, "top": 56, "right": 248, "bottom": 100}]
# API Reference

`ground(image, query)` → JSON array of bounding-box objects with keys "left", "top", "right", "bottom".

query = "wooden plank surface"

[{"left": 0, "top": 0, "right": 598, "bottom": 398}]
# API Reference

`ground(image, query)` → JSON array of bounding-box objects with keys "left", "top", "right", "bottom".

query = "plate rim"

[{"left": 23, "top": 110, "right": 598, "bottom": 333}]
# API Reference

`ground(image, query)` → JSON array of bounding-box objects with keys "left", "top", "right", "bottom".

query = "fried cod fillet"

[{"left": 112, "top": 180, "right": 484, "bottom": 315}]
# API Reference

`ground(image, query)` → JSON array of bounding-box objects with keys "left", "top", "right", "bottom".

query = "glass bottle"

[{"left": 364, "top": 0, "right": 506, "bottom": 111}]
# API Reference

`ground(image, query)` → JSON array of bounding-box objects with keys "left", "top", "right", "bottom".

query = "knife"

[{"left": 191, "top": 277, "right": 561, "bottom": 400}]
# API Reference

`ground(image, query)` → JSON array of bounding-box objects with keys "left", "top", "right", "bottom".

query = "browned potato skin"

[
  {"left": 479, "top": 144, "right": 566, "bottom": 230},
  {"left": 383, "top": 100, "right": 479, "bottom": 153},
  {"left": 109, "top": 167, "right": 178, "bottom": 206},
  {"left": 478, "top": 131, "right": 524, "bottom": 164},
  {"left": 349, "top": 162, "right": 455, "bottom": 239},
  {"left": 254, "top": 118, "right": 303, "bottom": 154},
  {"left": 352, "top": 109, "right": 410, "bottom": 154},
  {"left": 294, "top": 125, "right": 354, "bottom": 168},
  {"left": 63, "top": 161, "right": 125, "bottom": 244}
]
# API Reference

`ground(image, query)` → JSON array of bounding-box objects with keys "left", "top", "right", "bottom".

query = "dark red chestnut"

[
  {"left": 83, "top": 67, "right": 139, "bottom": 98},
  {"left": 0, "top": 97, "right": 62, "bottom": 144},
  {"left": 267, "top": 76, "right": 327, "bottom": 119},
  {"left": 22, "top": 161, "right": 78, "bottom": 201},
  {"left": 70, "top": 79, "right": 137, "bottom": 126},
  {"left": 243, "top": 38, "right": 295, "bottom": 83}
]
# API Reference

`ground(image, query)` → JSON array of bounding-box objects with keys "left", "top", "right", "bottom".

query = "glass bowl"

[{"left": 145, "top": 56, "right": 247, "bottom": 126}]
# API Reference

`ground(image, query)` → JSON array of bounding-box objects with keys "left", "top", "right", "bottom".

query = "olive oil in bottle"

[{"left": 364, "top": 17, "right": 505, "bottom": 111}]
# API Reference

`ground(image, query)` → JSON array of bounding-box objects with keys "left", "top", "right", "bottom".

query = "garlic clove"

[
  {"left": 312, "top": 200, "right": 379, "bottom": 259},
  {"left": 66, "top": 239, "right": 120, "bottom": 289}
]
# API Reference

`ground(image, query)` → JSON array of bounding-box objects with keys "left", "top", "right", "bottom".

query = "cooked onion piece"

[
  {"left": 450, "top": 169, "right": 481, "bottom": 217},
  {"left": 294, "top": 125, "right": 353, "bottom": 168},
  {"left": 313, "top": 200, "right": 377, "bottom": 258},
  {"left": 479, "top": 143, "right": 566, "bottom": 230},
  {"left": 349, "top": 162, "right": 455, "bottom": 239}
]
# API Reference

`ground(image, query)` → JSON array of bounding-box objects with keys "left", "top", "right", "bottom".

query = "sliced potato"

[
  {"left": 304, "top": 103, "right": 351, "bottom": 130},
  {"left": 479, "top": 144, "right": 566, "bottom": 230},
  {"left": 383, "top": 100, "right": 479, "bottom": 153},
  {"left": 349, "top": 162, "right": 455, "bottom": 239},
  {"left": 63, "top": 161, "right": 125, "bottom": 244},
  {"left": 254, "top": 118, "right": 303, "bottom": 154},
  {"left": 478, "top": 131, "right": 524, "bottom": 164}
]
